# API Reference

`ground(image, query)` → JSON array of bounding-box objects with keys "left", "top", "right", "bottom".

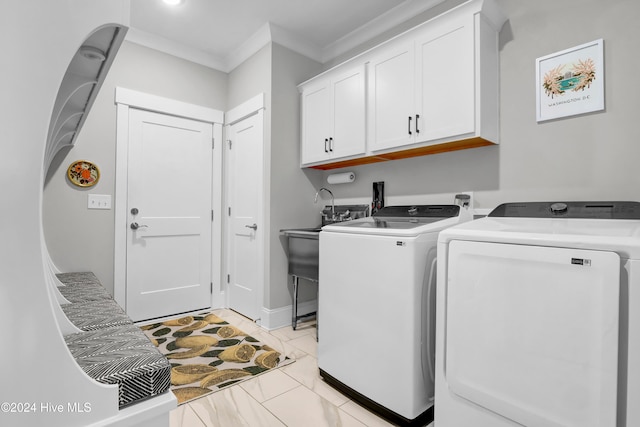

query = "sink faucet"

[{"left": 314, "top": 187, "right": 335, "bottom": 221}]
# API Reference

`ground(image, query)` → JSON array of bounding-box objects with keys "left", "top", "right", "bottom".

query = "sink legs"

[
  {"left": 291, "top": 275, "right": 317, "bottom": 331},
  {"left": 292, "top": 275, "right": 299, "bottom": 330}
]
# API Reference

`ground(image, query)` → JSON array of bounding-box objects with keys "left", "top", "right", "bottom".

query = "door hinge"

[
  {"left": 227, "top": 274, "right": 230, "bottom": 283},
  {"left": 212, "top": 138, "right": 215, "bottom": 149},
  {"left": 210, "top": 282, "right": 213, "bottom": 294},
  {"left": 227, "top": 139, "right": 232, "bottom": 149},
  {"left": 211, "top": 210, "right": 214, "bottom": 221},
  {"left": 228, "top": 207, "right": 231, "bottom": 216}
]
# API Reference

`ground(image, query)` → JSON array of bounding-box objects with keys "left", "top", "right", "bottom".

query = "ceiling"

[{"left": 128, "top": 0, "right": 445, "bottom": 72}]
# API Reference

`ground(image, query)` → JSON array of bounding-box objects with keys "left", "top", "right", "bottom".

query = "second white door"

[{"left": 226, "top": 108, "right": 264, "bottom": 320}]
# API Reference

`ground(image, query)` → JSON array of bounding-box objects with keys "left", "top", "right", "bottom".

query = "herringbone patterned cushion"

[
  {"left": 65, "top": 324, "right": 171, "bottom": 408},
  {"left": 61, "top": 299, "right": 133, "bottom": 331},
  {"left": 56, "top": 272, "right": 112, "bottom": 303}
]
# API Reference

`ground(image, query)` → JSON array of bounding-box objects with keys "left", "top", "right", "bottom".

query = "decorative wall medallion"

[{"left": 67, "top": 160, "right": 100, "bottom": 187}]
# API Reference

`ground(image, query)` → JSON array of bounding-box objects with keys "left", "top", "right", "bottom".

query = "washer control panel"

[{"left": 489, "top": 201, "right": 640, "bottom": 219}]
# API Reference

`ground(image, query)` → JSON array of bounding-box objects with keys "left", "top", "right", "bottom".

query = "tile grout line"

[
  {"left": 171, "top": 318, "right": 327, "bottom": 427},
  {"left": 184, "top": 402, "right": 209, "bottom": 427}
]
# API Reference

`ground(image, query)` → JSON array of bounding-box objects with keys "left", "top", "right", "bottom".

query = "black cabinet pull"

[
  {"left": 415, "top": 114, "right": 420, "bottom": 134},
  {"left": 329, "top": 137, "right": 333, "bottom": 152},
  {"left": 408, "top": 116, "right": 412, "bottom": 135},
  {"left": 324, "top": 138, "right": 328, "bottom": 153}
]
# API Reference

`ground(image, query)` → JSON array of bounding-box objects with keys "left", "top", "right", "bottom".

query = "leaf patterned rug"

[{"left": 141, "top": 312, "right": 293, "bottom": 404}]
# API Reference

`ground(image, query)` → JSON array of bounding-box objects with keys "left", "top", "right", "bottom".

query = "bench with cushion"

[{"left": 57, "top": 272, "right": 171, "bottom": 409}]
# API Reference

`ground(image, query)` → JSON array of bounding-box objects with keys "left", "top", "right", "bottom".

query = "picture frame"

[{"left": 535, "top": 39, "right": 604, "bottom": 122}]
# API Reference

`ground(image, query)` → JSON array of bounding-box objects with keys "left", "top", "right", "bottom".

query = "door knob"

[
  {"left": 245, "top": 223, "right": 258, "bottom": 231},
  {"left": 130, "top": 222, "right": 149, "bottom": 230}
]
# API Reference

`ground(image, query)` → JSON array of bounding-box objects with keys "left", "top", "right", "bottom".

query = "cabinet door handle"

[
  {"left": 324, "top": 138, "right": 329, "bottom": 153},
  {"left": 415, "top": 114, "right": 420, "bottom": 134},
  {"left": 408, "top": 116, "right": 412, "bottom": 135},
  {"left": 329, "top": 137, "right": 333, "bottom": 152}
]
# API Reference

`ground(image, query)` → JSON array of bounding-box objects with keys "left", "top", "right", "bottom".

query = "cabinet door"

[
  {"left": 331, "top": 66, "right": 366, "bottom": 159},
  {"left": 301, "top": 81, "right": 331, "bottom": 165},
  {"left": 416, "top": 18, "right": 475, "bottom": 143},
  {"left": 368, "top": 41, "right": 415, "bottom": 152}
]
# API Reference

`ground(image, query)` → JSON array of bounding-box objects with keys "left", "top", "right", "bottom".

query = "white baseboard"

[
  {"left": 258, "top": 299, "right": 318, "bottom": 330},
  {"left": 139, "top": 301, "right": 319, "bottom": 331}
]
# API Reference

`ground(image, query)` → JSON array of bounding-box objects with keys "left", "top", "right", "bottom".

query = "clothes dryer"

[
  {"left": 319, "top": 204, "right": 471, "bottom": 426},
  {"left": 435, "top": 201, "right": 640, "bottom": 427}
]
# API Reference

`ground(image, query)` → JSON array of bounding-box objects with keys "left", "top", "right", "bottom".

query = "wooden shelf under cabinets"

[{"left": 308, "top": 136, "right": 494, "bottom": 170}]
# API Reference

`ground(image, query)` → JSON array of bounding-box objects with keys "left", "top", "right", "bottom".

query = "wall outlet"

[{"left": 88, "top": 194, "right": 112, "bottom": 210}]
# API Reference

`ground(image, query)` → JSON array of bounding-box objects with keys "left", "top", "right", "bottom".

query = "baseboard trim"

[
  {"left": 258, "top": 299, "right": 317, "bottom": 330},
  {"left": 139, "top": 301, "right": 319, "bottom": 332}
]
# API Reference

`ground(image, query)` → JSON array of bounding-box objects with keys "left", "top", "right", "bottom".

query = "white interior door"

[
  {"left": 126, "top": 109, "right": 213, "bottom": 322},
  {"left": 226, "top": 108, "right": 264, "bottom": 320},
  {"left": 446, "top": 240, "right": 620, "bottom": 427}
]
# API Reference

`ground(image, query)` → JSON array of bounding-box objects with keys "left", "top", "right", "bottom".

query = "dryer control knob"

[{"left": 550, "top": 202, "right": 568, "bottom": 215}]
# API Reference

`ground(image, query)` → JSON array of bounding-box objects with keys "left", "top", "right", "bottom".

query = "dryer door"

[{"left": 445, "top": 241, "right": 620, "bottom": 427}]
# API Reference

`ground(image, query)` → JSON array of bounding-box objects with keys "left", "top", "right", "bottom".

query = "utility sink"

[
  {"left": 281, "top": 204, "right": 368, "bottom": 330},
  {"left": 281, "top": 227, "right": 322, "bottom": 281},
  {"left": 281, "top": 203, "right": 370, "bottom": 280},
  {"left": 282, "top": 227, "right": 322, "bottom": 238}
]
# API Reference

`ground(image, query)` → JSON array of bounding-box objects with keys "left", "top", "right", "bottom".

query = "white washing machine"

[
  {"left": 319, "top": 204, "right": 471, "bottom": 426},
  {"left": 435, "top": 201, "right": 640, "bottom": 427}
]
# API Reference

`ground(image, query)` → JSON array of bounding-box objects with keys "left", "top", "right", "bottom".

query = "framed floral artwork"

[
  {"left": 67, "top": 160, "right": 100, "bottom": 187},
  {"left": 536, "top": 39, "right": 604, "bottom": 122}
]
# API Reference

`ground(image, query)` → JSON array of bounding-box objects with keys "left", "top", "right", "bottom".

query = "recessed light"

[{"left": 163, "top": 0, "right": 183, "bottom": 5}]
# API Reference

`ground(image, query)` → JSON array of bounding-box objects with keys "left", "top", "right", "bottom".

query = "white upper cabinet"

[
  {"left": 301, "top": 79, "right": 331, "bottom": 164},
  {"left": 301, "top": 65, "right": 366, "bottom": 166},
  {"left": 370, "top": 8, "right": 494, "bottom": 154},
  {"left": 415, "top": 15, "right": 475, "bottom": 144},
  {"left": 299, "top": 0, "right": 505, "bottom": 170},
  {"left": 369, "top": 20, "right": 477, "bottom": 152},
  {"left": 368, "top": 40, "right": 415, "bottom": 151}
]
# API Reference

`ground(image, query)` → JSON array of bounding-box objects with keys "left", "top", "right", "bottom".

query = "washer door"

[{"left": 446, "top": 241, "right": 620, "bottom": 427}]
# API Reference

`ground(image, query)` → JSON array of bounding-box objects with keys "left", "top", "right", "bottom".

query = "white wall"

[
  {"left": 227, "top": 44, "right": 271, "bottom": 111},
  {"left": 320, "top": 0, "right": 640, "bottom": 211},
  {"left": 43, "top": 41, "right": 227, "bottom": 295},
  {"left": 269, "top": 44, "right": 323, "bottom": 310}
]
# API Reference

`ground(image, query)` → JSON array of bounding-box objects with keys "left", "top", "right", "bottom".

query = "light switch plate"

[{"left": 88, "top": 194, "right": 112, "bottom": 210}]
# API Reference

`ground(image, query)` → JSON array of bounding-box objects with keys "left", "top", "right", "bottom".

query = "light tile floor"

[{"left": 169, "top": 309, "right": 399, "bottom": 427}]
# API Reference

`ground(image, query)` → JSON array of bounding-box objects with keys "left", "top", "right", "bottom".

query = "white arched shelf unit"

[
  {"left": 42, "top": 24, "right": 127, "bottom": 322},
  {"left": 44, "top": 25, "right": 125, "bottom": 175},
  {"left": 1, "top": 1, "right": 176, "bottom": 426}
]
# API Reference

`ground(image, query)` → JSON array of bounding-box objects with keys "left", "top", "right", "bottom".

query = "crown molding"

[
  {"left": 210, "top": 22, "right": 325, "bottom": 72},
  {"left": 268, "top": 23, "right": 324, "bottom": 63},
  {"left": 125, "top": 27, "right": 227, "bottom": 71},
  {"left": 224, "top": 23, "right": 273, "bottom": 72},
  {"left": 126, "top": 0, "right": 447, "bottom": 72},
  {"left": 320, "top": 0, "right": 445, "bottom": 62}
]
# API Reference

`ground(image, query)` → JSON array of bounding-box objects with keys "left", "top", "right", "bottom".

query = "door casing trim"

[
  {"left": 114, "top": 87, "right": 224, "bottom": 311},
  {"left": 224, "top": 93, "right": 265, "bottom": 320}
]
